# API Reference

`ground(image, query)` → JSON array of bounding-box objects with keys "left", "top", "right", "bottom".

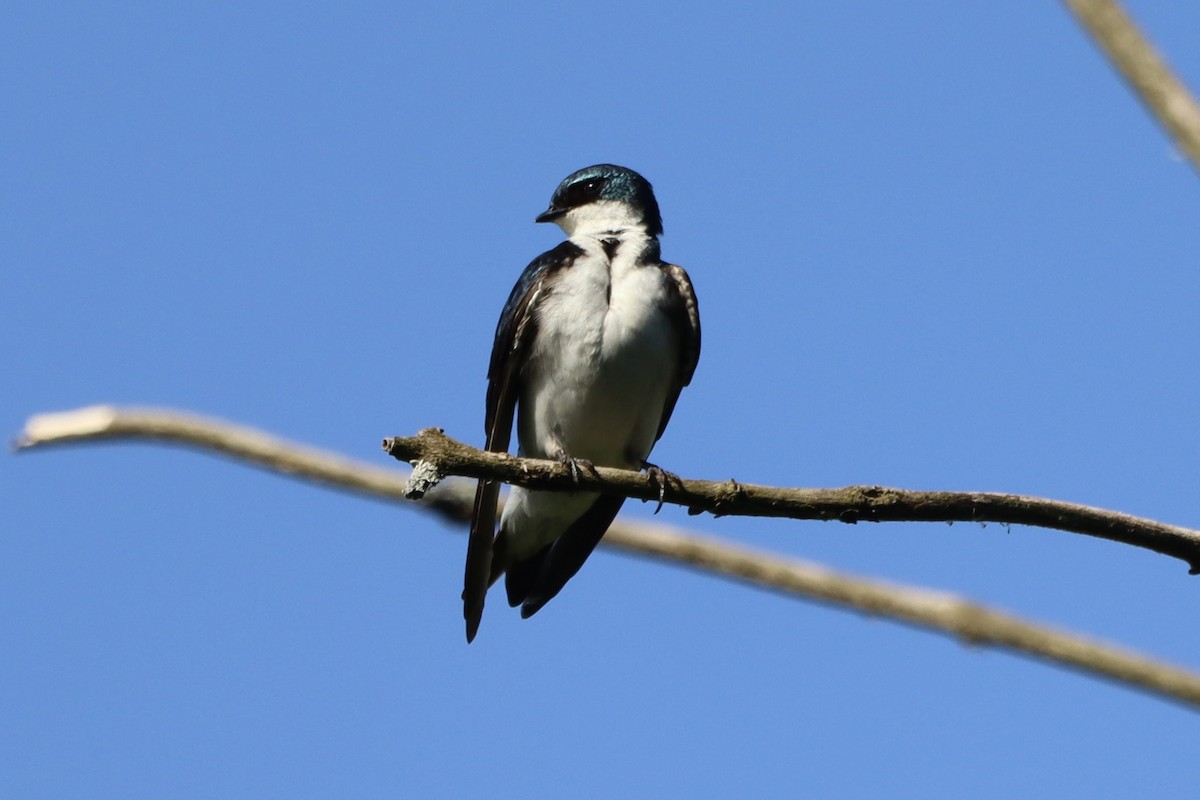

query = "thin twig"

[
  {"left": 1063, "top": 0, "right": 1200, "bottom": 174},
  {"left": 14, "top": 405, "right": 1200, "bottom": 710},
  {"left": 380, "top": 428, "right": 1200, "bottom": 574}
]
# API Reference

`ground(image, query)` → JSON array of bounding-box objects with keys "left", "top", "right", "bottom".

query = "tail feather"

[
  {"left": 519, "top": 495, "right": 626, "bottom": 618},
  {"left": 463, "top": 479, "right": 501, "bottom": 643},
  {"left": 503, "top": 541, "right": 549, "bottom": 608}
]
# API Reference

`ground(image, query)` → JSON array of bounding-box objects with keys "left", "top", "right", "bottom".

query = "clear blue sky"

[{"left": 5, "top": 2, "right": 1200, "bottom": 797}]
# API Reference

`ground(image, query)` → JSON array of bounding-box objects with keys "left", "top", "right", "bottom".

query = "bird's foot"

[
  {"left": 557, "top": 452, "right": 598, "bottom": 485},
  {"left": 642, "top": 459, "right": 682, "bottom": 514}
]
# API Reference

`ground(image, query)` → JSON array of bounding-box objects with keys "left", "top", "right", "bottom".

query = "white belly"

[
  {"left": 499, "top": 241, "right": 678, "bottom": 559},
  {"left": 518, "top": 247, "right": 675, "bottom": 469}
]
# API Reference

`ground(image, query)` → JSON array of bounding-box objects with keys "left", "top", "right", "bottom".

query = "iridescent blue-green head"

[{"left": 535, "top": 164, "right": 663, "bottom": 238}]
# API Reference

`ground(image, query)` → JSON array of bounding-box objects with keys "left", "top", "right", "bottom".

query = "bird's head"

[{"left": 535, "top": 164, "right": 663, "bottom": 238}]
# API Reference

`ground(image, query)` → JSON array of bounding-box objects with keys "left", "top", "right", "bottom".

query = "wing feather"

[
  {"left": 654, "top": 262, "right": 702, "bottom": 441},
  {"left": 463, "top": 241, "right": 582, "bottom": 642}
]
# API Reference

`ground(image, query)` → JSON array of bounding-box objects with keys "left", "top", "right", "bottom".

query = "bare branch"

[
  {"left": 1063, "top": 0, "right": 1200, "bottom": 174},
  {"left": 15, "top": 405, "right": 414, "bottom": 500},
  {"left": 380, "top": 428, "right": 1200, "bottom": 574},
  {"left": 15, "top": 405, "right": 1200, "bottom": 710},
  {"left": 601, "top": 523, "right": 1200, "bottom": 710}
]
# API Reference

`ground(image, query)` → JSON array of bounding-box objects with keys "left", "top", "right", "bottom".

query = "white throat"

[{"left": 554, "top": 200, "right": 649, "bottom": 239}]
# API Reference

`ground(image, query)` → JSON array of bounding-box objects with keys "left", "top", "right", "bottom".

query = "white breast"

[{"left": 518, "top": 235, "right": 676, "bottom": 470}]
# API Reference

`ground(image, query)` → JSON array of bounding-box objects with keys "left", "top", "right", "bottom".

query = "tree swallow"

[{"left": 462, "top": 164, "right": 701, "bottom": 642}]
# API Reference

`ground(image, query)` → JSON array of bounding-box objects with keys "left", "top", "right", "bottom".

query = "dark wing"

[
  {"left": 463, "top": 241, "right": 583, "bottom": 643},
  {"left": 654, "top": 263, "right": 701, "bottom": 441},
  {"left": 512, "top": 494, "right": 626, "bottom": 619}
]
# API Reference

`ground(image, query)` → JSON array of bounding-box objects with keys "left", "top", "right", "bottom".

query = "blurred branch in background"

[
  {"left": 14, "top": 405, "right": 1200, "bottom": 711},
  {"left": 1063, "top": 0, "right": 1200, "bottom": 174}
]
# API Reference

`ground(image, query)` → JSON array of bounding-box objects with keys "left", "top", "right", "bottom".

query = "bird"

[{"left": 462, "top": 164, "right": 701, "bottom": 643}]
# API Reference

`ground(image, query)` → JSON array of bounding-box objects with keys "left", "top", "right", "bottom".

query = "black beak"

[{"left": 535, "top": 205, "right": 566, "bottom": 224}]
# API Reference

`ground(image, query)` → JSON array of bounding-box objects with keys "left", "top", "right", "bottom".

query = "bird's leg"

[{"left": 640, "top": 458, "right": 682, "bottom": 514}]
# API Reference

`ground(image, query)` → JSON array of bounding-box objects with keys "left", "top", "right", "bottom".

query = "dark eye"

[{"left": 561, "top": 177, "right": 606, "bottom": 208}]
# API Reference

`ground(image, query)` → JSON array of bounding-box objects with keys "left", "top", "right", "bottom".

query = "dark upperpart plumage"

[{"left": 534, "top": 163, "right": 663, "bottom": 237}]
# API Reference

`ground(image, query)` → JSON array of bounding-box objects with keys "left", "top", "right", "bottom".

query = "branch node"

[
  {"left": 708, "top": 478, "right": 747, "bottom": 517},
  {"left": 403, "top": 460, "right": 443, "bottom": 500}
]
